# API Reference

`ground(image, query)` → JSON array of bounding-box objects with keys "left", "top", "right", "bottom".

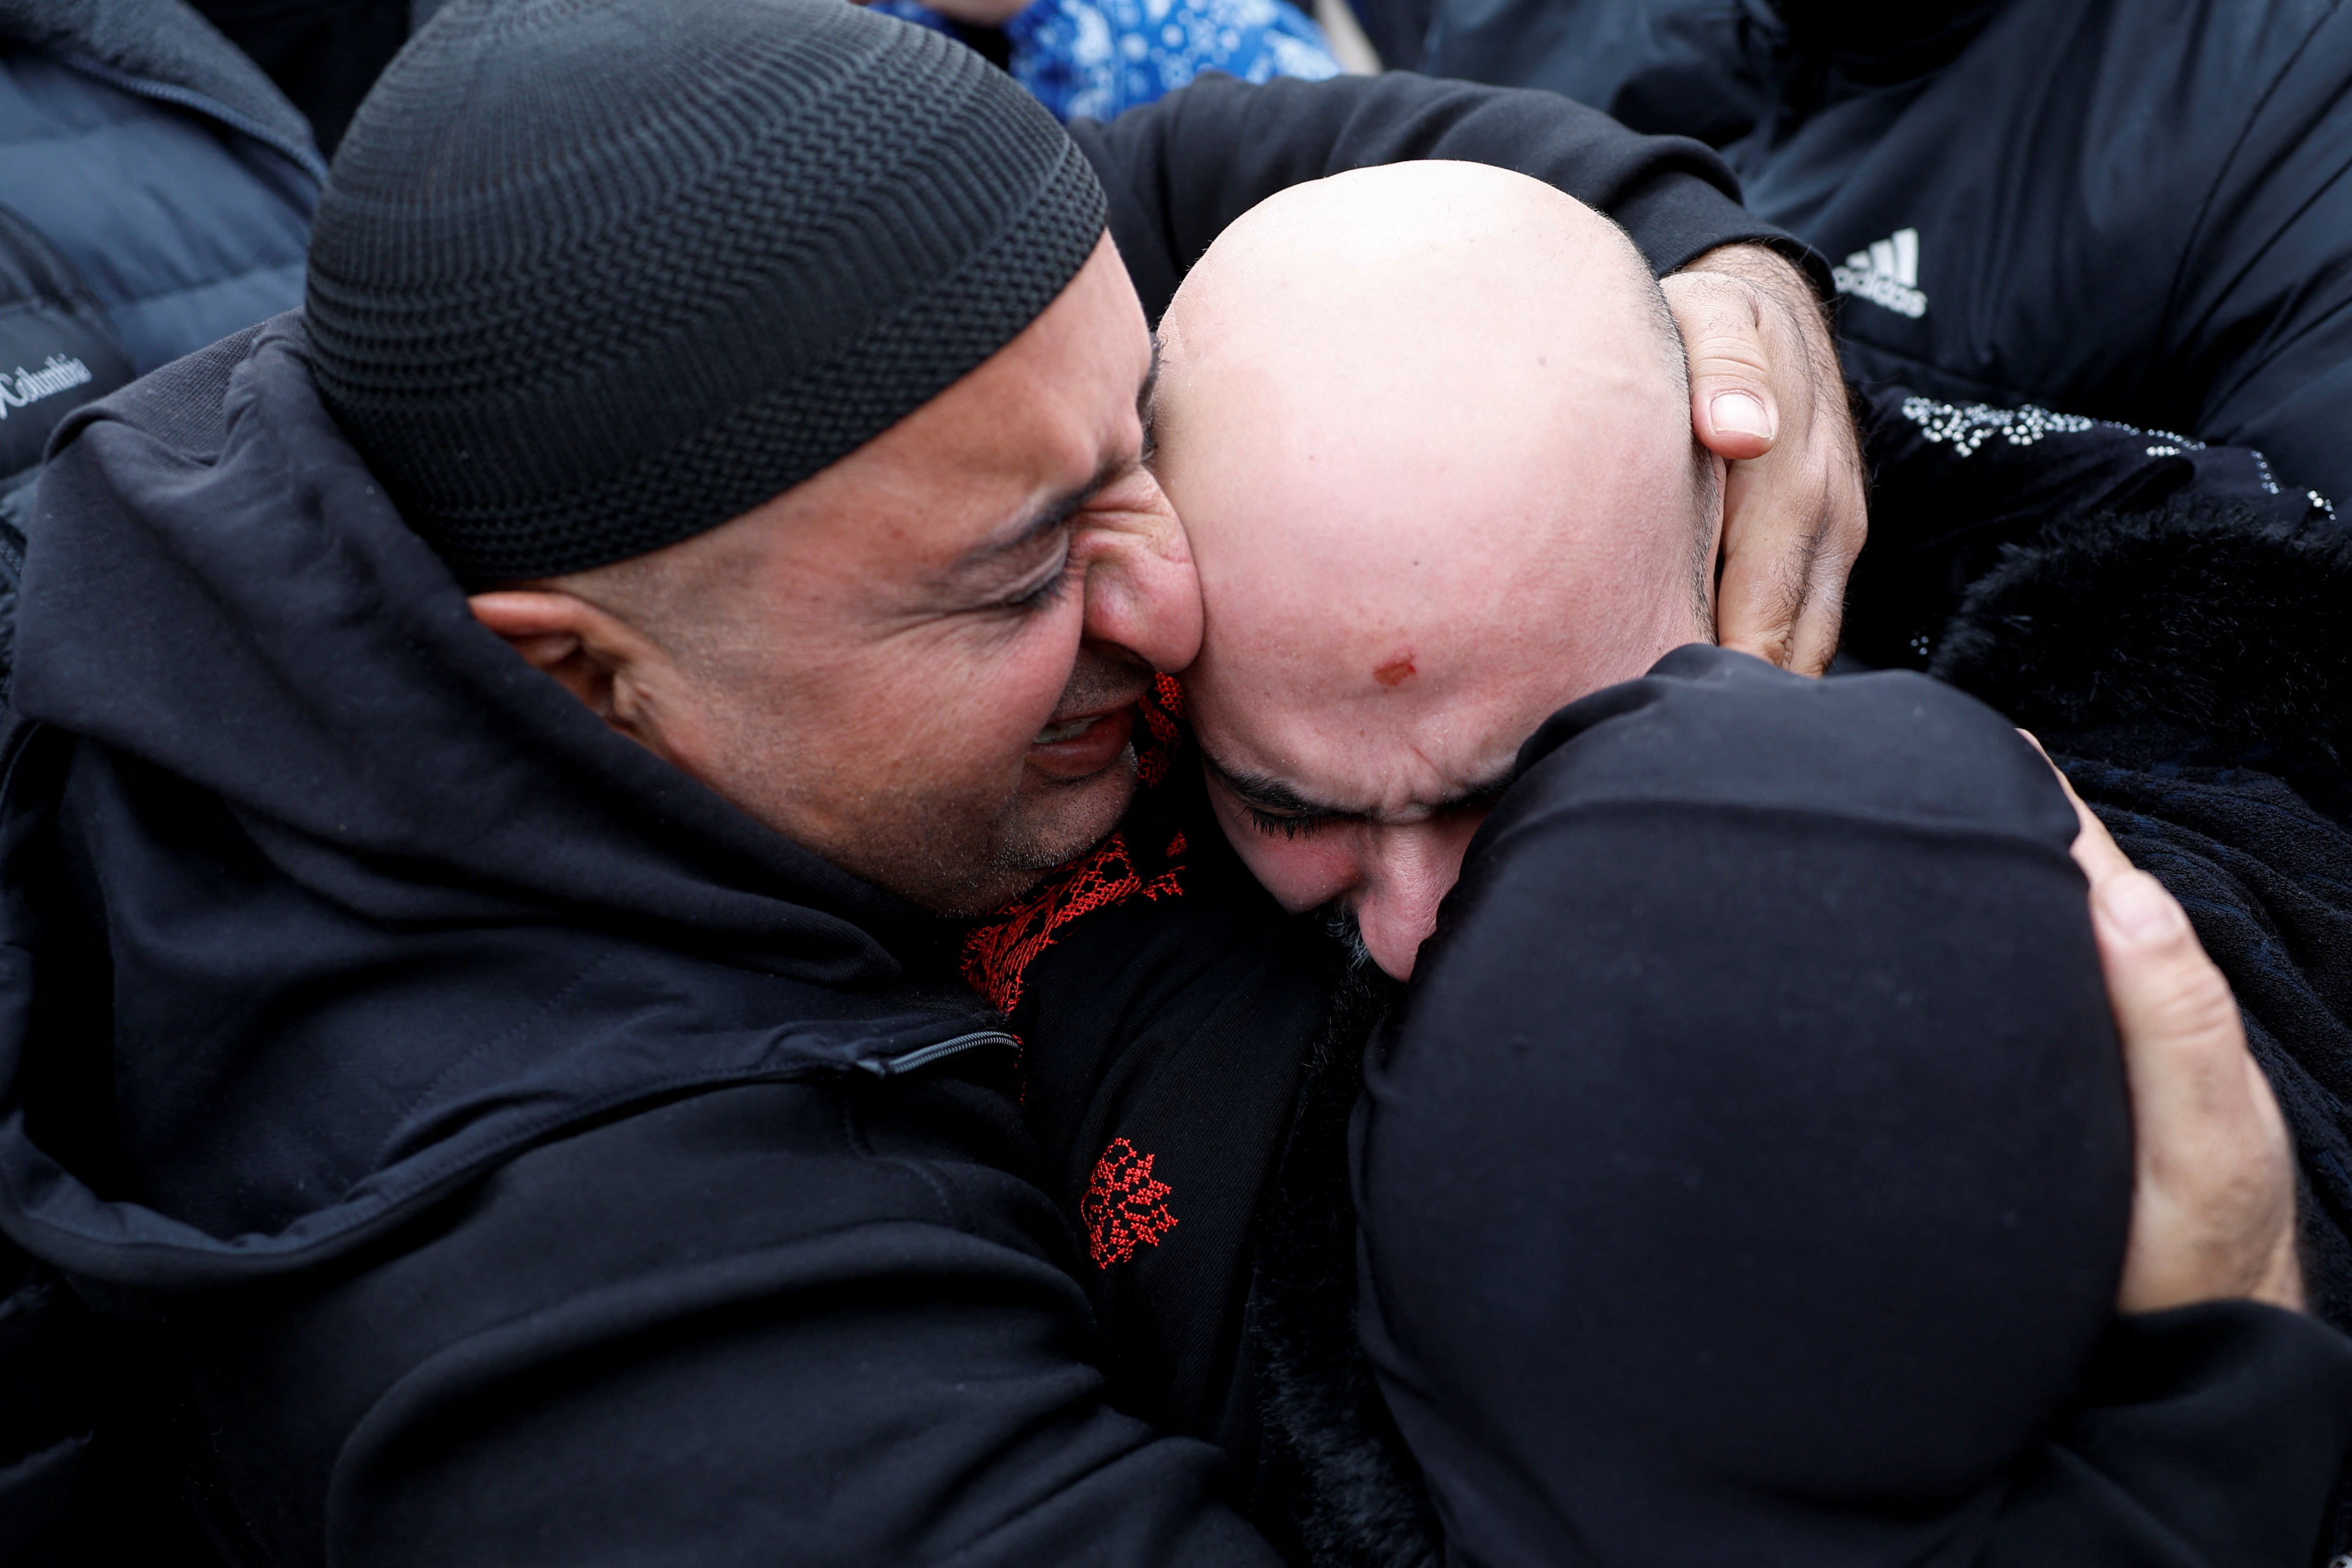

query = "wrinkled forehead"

[{"left": 1191, "top": 653, "right": 1569, "bottom": 824}]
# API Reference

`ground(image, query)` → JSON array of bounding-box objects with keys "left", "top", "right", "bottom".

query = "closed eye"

[
  {"left": 1001, "top": 544, "right": 1077, "bottom": 613},
  {"left": 1247, "top": 805, "right": 1339, "bottom": 840}
]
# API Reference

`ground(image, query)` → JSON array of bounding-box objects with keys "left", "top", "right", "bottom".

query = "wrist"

[
  {"left": 2253, "top": 1233, "right": 2308, "bottom": 1313},
  {"left": 1680, "top": 239, "right": 1830, "bottom": 308}
]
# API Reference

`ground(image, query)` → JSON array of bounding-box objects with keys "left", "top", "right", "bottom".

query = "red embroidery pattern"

[
  {"left": 1082, "top": 1138, "right": 1179, "bottom": 1267},
  {"left": 960, "top": 833, "right": 1182, "bottom": 1013},
  {"left": 959, "top": 677, "right": 1193, "bottom": 1014},
  {"left": 1137, "top": 673, "right": 1186, "bottom": 787}
]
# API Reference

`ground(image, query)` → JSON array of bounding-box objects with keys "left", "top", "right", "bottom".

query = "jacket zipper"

[
  {"left": 53, "top": 53, "right": 329, "bottom": 186},
  {"left": 855, "top": 1030, "right": 1020, "bottom": 1078}
]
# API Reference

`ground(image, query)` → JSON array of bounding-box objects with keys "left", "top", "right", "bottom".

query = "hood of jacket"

[{"left": 0, "top": 315, "right": 1005, "bottom": 1296}]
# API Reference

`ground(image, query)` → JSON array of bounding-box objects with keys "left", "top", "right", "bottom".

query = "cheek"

[
  {"left": 798, "top": 597, "right": 1087, "bottom": 789},
  {"left": 1210, "top": 795, "right": 1361, "bottom": 914}
]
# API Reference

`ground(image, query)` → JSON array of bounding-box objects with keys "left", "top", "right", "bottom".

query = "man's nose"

[
  {"left": 1075, "top": 488, "right": 1203, "bottom": 674},
  {"left": 1354, "top": 818, "right": 1484, "bottom": 981}
]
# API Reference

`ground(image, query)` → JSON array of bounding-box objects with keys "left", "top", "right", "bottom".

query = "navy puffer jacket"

[{"left": 0, "top": 0, "right": 322, "bottom": 378}]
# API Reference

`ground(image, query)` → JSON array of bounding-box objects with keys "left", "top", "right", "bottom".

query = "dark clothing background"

[
  {"left": 189, "top": 0, "right": 432, "bottom": 156},
  {"left": 0, "top": 74, "right": 1793, "bottom": 1568},
  {"left": 1418, "top": 0, "right": 2352, "bottom": 504},
  {"left": 1072, "top": 69, "right": 1801, "bottom": 322},
  {"left": 1845, "top": 385, "right": 2352, "bottom": 1335},
  {"left": 1849, "top": 386, "right": 2352, "bottom": 1551},
  {"left": 0, "top": 210, "right": 135, "bottom": 536}
]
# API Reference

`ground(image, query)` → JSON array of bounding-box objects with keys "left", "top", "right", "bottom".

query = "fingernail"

[
  {"left": 1711, "top": 391, "right": 1772, "bottom": 439},
  {"left": 2097, "top": 871, "right": 2181, "bottom": 943}
]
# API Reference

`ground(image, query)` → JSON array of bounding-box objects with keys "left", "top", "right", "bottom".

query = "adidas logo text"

[{"left": 1832, "top": 228, "right": 1927, "bottom": 319}]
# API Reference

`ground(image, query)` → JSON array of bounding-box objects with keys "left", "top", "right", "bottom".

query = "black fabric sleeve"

[
  {"left": 2168, "top": 4, "right": 2352, "bottom": 504},
  {"left": 1984, "top": 1303, "right": 2352, "bottom": 1568},
  {"left": 1066, "top": 70, "right": 1820, "bottom": 323},
  {"left": 158, "top": 1073, "right": 1286, "bottom": 1568}
]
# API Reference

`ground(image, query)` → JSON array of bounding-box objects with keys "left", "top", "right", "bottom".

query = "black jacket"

[
  {"left": 1847, "top": 387, "right": 2352, "bottom": 1555},
  {"left": 1849, "top": 383, "right": 2352, "bottom": 1329},
  {"left": 1419, "top": 0, "right": 2352, "bottom": 505},
  {"left": 0, "top": 74, "right": 1791, "bottom": 1567}
]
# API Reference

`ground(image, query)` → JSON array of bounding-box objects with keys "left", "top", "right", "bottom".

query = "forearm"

[{"left": 1069, "top": 70, "right": 1803, "bottom": 320}]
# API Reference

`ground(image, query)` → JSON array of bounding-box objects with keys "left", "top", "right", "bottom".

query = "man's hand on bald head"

[{"left": 1151, "top": 161, "right": 1719, "bottom": 977}]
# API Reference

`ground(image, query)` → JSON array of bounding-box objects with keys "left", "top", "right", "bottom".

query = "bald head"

[{"left": 1154, "top": 161, "right": 1720, "bottom": 977}]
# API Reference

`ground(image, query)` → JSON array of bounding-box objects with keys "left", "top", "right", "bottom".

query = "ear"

[{"left": 467, "top": 590, "right": 684, "bottom": 757}]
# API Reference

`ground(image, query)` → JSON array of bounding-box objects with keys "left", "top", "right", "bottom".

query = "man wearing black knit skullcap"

[
  {"left": 0, "top": 0, "right": 2316, "bottom": 1562},
  {"left": 306, "top": 0, "right": 1148, "bottom": 915}
]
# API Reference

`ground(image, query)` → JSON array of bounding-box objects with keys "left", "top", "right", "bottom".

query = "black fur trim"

[
  {"left": 1929, "top": 495, "right": 2351, "bottom": 761},
  {"left": 1244, "top": 967, "right": 1439, "bottom": 1568}
]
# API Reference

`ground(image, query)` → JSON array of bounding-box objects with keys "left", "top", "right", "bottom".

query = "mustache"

[
  {"left": 1322, "top": 903, "right": 1377, "bottom": 973},
  {"left": 1047, "top": 646, "right": 1154, "bottom": 719}
]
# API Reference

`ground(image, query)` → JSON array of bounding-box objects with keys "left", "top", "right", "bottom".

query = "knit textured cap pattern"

[{"left": 306, "top": 0, "right": 1108, "bottom": 584}]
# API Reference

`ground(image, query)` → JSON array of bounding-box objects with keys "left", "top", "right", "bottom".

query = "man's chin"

[
  {"left": 1005, "top": 747, "right": 1139, "bottom": 874},
  {"left": 823, "top": 750, "right": 1139, "bottom": 920}
]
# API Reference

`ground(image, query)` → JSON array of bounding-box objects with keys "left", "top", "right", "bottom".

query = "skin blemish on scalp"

[{"left": 1373, "top": 656, "right": 1418, "bottom": 688}]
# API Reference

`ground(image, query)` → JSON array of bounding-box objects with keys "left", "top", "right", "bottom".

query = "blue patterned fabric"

[{"left": 868, "top": 0, "right": 1341, "bottom": 122}]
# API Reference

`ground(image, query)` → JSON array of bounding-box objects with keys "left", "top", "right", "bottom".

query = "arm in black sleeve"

[
  {"left": 2166, "top": 5, "right": 2352, "bottom": 504},
  {"left": 171, "top": 1073, "right": 1288, "bottom": 1568},
  {"left": 1984, "top": 1302, "right": 2352, "bottom": 1568},
  {"left": 1065, "top": 70, "right": 1820, "bottom": 322}
]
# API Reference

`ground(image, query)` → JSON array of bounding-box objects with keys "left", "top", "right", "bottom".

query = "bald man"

[
  {"left": 980, "top": 160, "right": 2351, "bottom": 1567},
  {"left": 1153, "top": 160, "right": 1716, "bottom": 976}
]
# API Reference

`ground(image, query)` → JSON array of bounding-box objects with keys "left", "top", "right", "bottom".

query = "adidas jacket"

[{"left": 1419, "top": 0, "right": 2352, "bottom": 505}]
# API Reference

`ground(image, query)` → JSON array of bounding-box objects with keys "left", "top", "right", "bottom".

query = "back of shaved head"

[
  {"left": 1154, "top": 161, "right": 1725, "bottom": 975},
  {"left": 1158, "top": 158, "right": 1718, "bottom": 807}
]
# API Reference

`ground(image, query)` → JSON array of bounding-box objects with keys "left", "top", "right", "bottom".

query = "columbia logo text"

[{"left": 0, "top": 354, "right": 93, "bottom": 419}]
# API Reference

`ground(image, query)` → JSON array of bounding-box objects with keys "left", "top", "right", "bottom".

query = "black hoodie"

[{"left": 0, "top": 73, "right": 1793, "bottom": 1566}]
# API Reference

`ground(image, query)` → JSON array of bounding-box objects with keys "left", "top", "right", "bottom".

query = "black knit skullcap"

[{"left": 305, "top": 0, "right": 1107, "bottom": 584}]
